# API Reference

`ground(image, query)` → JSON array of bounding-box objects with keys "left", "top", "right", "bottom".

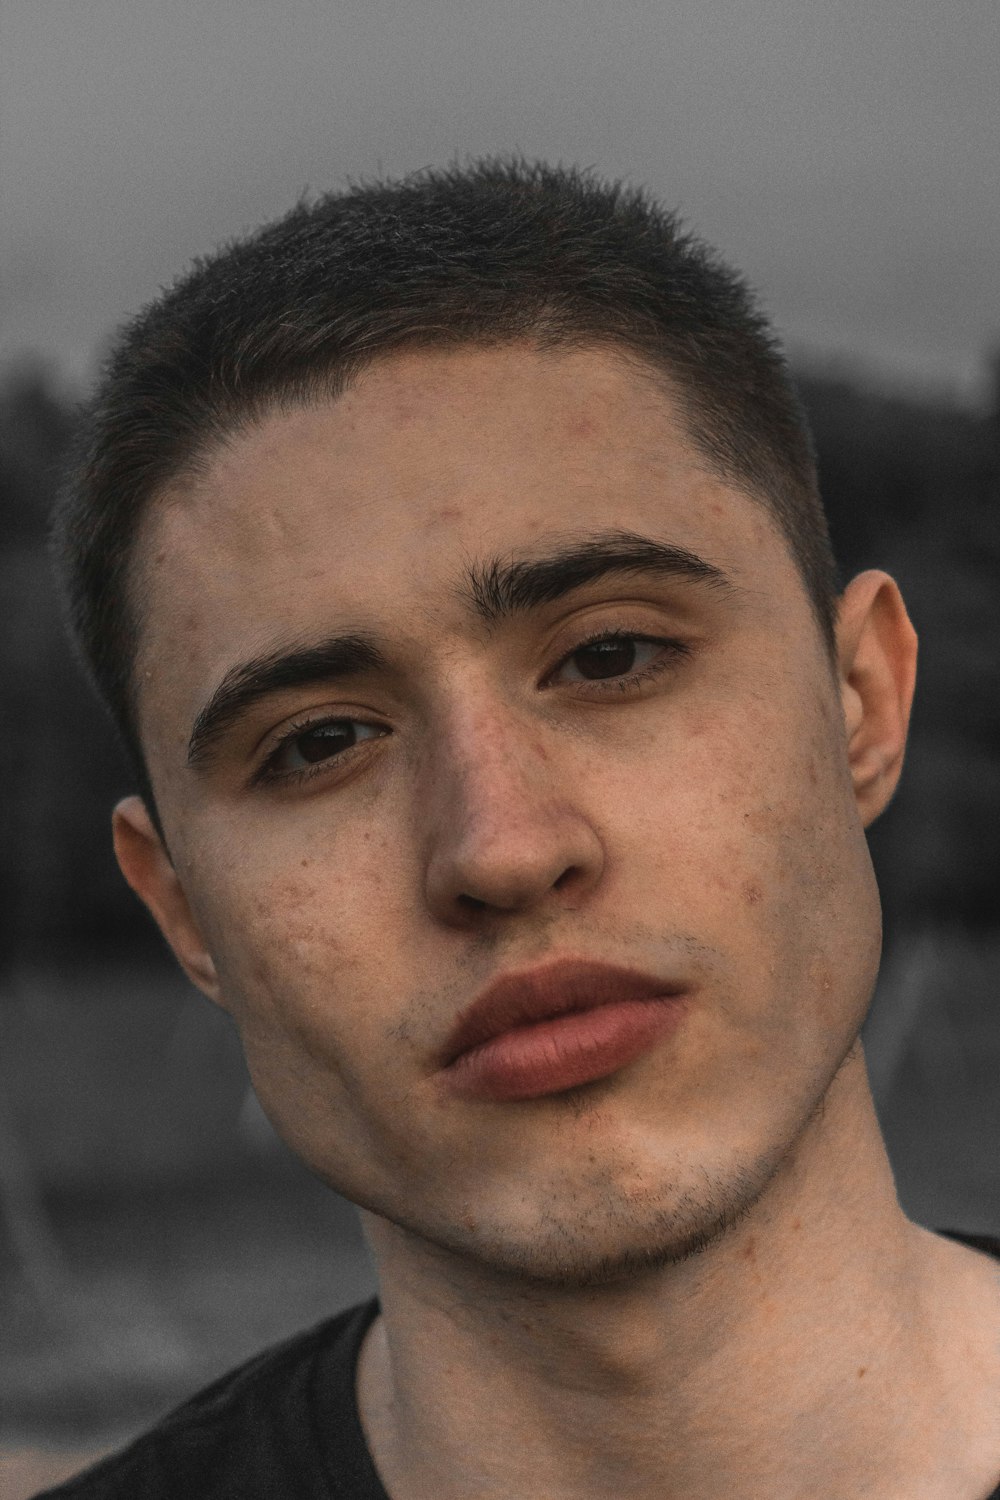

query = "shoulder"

[
  {"left": 33, "top": 1298, "right": 380, "bottom": 1500},
  {"left": 935, "top": 1228, "right": 1000, "bottom": 1261}
]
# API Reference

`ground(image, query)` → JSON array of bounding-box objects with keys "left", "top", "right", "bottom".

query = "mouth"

[{"left": 438, "top": 957, "right": 689, "bottom": 1102}]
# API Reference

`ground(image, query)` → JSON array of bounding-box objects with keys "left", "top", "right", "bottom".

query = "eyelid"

[
  {"left": 542, "top": 593, "right": 692, "bottom": 647},
  {"left": 254, "top": 700, "right": 386, "bottom": 756},
  {"left": 252, "top": 710, "right": 389, "bottom": 787},
  {"left": 544, "top": 621, "right": 693, "bottom": 687}
]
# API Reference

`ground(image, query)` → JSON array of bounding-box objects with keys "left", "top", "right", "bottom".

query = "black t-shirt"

[{"left": 34, "top": 1230, "right": 1000, "bottom": 1499}]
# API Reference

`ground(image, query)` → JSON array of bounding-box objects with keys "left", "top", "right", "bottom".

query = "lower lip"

[{"left": 442, "top": 995, "right": 687, "bottom": 1102}]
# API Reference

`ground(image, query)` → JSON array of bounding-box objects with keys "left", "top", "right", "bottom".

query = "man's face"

[{"left": 131, "top": 343, "right": 884, "bottom": 1283}]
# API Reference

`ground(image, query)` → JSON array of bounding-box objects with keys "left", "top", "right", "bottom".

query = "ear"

[
  {"left": 112, "top": 796, "right": 222, "bottom": 1004},
  {"left": 835, "top": 570, "right": 918, "bottom": 827}
]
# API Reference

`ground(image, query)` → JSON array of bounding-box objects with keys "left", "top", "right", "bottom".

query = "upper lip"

[{"left": 440, "top": 958, "right": 683, "bottom": 1068}]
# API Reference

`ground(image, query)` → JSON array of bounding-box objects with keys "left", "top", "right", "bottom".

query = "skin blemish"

[
  {"left": 857, "top": 1366, "right": 867, "bottom": 1379},
  {"left": 742, "top": 881, "right": 763, "bottom": 906},
  {"left": 809, "top": 959, "right": 835, "bottom": 994}
]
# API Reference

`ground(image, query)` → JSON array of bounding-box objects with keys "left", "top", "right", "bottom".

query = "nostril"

[{"left": 425, "top": 818, "right": 604, "bottom": 923}]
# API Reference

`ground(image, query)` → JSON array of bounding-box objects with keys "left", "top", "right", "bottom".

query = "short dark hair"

[{"left": 52, "top": 155, "right": 840, "bottom": 814}]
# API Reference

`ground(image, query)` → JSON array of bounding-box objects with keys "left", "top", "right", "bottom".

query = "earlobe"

[
  {"left": 835, "top": 570, "right": 918, "bottom": 827},
  {"left": 112, "top": 796, "right": 222, "bottom": 1003}
]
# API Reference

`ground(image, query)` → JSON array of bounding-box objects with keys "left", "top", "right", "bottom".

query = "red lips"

[{"left": 439, "top": 958, "right": 688, "bottom": 1101}]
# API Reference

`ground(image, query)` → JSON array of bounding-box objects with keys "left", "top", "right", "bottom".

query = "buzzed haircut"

[{"left": 52, "top": 155, "right": 840, "bottom": 818}]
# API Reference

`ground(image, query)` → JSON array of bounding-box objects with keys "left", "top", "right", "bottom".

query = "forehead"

[
  {"left": 141, "top": 343, "right": 784, "bottom": 596},
  {"left": 133, "top": 344, "right": 797, "bottom": 736},
  {"left": 159, "top": 345, "right": 725, "bottom": 553}
]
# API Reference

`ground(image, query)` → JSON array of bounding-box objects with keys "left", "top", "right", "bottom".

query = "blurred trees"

[
  {"left": 801, "top": 367, "right": 1000, "bottom": 937},
  {"left": 1, "top": 367, "right": 145, "bottom": 971},
  {"left": 0, "top": 357, "right": 998, "bottom": 973}
]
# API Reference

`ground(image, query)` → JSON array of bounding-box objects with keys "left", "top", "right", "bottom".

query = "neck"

[{"left": 356, "top": 1049, "right": 997, "bottom": 1499}]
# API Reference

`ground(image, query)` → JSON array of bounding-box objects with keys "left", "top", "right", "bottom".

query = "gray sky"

[{"left": 4, "top": 0, "right": 998, "bottom": 402}]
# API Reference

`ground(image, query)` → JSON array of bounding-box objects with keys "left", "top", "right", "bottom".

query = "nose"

[{"left": 421, "top": 702, "right": 605, "bottom": 927}]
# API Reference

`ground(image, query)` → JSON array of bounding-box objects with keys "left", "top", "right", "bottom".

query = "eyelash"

[
  {"left": 548, "top": 627, "right": 691, "bottom": 695},
  {"left": 253, "top": 627, "right": 692, "bottom": 789},
  {"left": 251, "top": 716, "right": 383, "bottom": 789}
]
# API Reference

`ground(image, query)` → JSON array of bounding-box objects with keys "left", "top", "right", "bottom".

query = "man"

[{"left": 45, "top": 158, "right": 999, "bottom": 1498}]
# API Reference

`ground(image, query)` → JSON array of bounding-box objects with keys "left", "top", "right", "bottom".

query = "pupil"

[
  {"left": 575, "top": 639, "right": 637, "bottom": 679},
  {"left": 298, "top": 722, "right": 355, "bottom": 763}
]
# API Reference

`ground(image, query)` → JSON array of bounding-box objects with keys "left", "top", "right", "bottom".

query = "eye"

[
  {"left": 258, "top": 717, "right": 387, "bottom": 783},
  {"left": 551, "top": 632, "right": 684, "bottom": 686}
]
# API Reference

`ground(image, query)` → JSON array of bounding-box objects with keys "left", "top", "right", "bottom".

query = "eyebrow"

[
  {"left": 186, "top": 530, "right": 732, "bottom": 770},
  {"left": 187, "top": 633, "right": 385, "bottom": 768},
  {"left": 461, "top": 529, "right": 733, "bottom": 623}
]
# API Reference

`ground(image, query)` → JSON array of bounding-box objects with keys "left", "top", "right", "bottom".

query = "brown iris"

[{"left": 570, "top": 638, "right": 640, "bottom": 679}]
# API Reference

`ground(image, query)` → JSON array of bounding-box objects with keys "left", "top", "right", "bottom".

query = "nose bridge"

[
  {"left": 430, "top": 684, "right": 552, "bottom": 829},
  {"left": 419, "top": 674, "right": 604, "bottom": 919}
]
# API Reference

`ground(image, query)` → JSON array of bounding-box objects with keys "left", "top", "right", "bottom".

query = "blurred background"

[{"left": 2, "top": 0, "right": 998, "bottom": 1492}]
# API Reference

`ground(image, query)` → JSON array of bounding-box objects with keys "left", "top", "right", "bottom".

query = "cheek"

[
  {"left": 615, "top": 684, "right": 879, "bottom": 1004},
  {"left": 182, "top": 828, "right": 405, "bottom": 1054}
]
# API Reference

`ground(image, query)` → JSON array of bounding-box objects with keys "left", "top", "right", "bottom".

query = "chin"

[{"left": 422, "top": 1147, "right": 786, "bottom": 1292}]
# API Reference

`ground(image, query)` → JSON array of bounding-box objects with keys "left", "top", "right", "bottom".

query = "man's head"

[{"left": 52, "top": 159, "right": 917, "bottom": 1287}]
